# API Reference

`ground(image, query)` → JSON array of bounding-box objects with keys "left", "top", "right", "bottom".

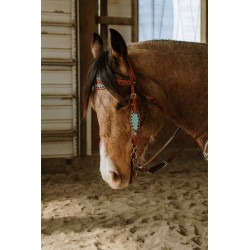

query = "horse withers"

[{"left": 83, "top": 29, "right": 207, "bottom": 189}]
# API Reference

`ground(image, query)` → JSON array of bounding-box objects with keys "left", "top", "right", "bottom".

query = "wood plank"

[{"left": 96, "top": 16, "right": 133, "bottom": 25}]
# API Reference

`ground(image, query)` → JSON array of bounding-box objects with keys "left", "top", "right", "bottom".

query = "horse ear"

[
  {"left": 110, "top": 29, "right": 127, "bottom": 59},
  {"left": 91, "top": 32, "right": 104, "bottom": 58}
]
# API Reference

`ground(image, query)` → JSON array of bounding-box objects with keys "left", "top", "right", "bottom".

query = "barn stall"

[{"left": 41, "top": 0, "right": 208, "bottom": 249}]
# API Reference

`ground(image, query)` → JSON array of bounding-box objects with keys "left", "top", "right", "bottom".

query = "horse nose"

[
  {"left": 99, "top": 168, "right": 129, "bottom": 189},
  {"left": 108, "top": 170, "right": 130, "bottom": 189},
  {"left": 99, "top": 143, "right": 129, "bottom": 189},
  {"left": 109, "top": 170, "right": 122, "bottom": 184}
]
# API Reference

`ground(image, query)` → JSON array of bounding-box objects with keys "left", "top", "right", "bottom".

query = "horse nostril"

[{"left": 109, "top": 171, "right": 121, "bottom": 183}]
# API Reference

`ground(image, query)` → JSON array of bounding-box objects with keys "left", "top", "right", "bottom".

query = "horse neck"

[{"left": 128, "top": 42, "right": 208, "bottom": 148}]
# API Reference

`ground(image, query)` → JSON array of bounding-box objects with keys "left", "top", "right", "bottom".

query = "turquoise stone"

[{"left": 131, "top": 112, "right": 139, "bottom": 132}]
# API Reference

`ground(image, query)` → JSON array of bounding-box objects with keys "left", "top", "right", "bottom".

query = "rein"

[{"left": 94, "top": 59, "right": 207, "bottom": 183}]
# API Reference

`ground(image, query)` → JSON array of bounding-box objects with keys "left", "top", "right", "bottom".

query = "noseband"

[{"left": 94, "top": 59, "right": 207, "bottom": 183}]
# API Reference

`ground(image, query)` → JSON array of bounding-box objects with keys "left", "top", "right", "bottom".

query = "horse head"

[{"left": 83, "top": 29, "right": 164, "bottom": 189}]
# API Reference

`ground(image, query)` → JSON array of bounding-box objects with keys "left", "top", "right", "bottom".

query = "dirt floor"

[{"left": 41, "top": 148, "right": 208, "bottom": 250}]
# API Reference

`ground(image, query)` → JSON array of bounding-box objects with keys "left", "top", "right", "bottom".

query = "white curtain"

[{"left": 139, "top": 0, "right": 201, "bottom": 42}]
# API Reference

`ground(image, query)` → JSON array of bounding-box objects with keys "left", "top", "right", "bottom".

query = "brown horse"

[{"left": 83, "top": 29, "right": 207, "bottom": 189}]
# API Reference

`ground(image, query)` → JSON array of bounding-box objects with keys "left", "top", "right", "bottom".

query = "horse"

[{"left": 83, "top": 29, "right": 207, "bottom": 189}]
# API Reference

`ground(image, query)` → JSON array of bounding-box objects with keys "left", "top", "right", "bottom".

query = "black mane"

[{"left": 82, "top": 50, "right": 123, "bottom": 116}]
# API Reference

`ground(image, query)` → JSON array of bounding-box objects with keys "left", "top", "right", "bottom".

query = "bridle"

[{"left": 95, "top": 59, "right": 207, "bottom": 183}]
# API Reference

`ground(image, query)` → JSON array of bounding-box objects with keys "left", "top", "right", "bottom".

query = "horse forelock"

[{"left": 83, "top": 50, "right": 122, "bottom": 116}]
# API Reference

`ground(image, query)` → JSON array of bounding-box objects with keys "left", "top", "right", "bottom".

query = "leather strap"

[{"left": 144, "top": 126, "right": 208, "bottom": 174}]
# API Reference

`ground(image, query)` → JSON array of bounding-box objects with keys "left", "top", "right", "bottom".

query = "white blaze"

[
  {"left": 100, "top": 143, "right": 116, "bottom": 181},
  {"left": 99, "top": 143, "right": 129, "bottom": 189}
]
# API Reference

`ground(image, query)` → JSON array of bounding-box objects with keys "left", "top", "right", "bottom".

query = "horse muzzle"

[{"left": 100, "top": 143, "right": 130, "bottom": 189}]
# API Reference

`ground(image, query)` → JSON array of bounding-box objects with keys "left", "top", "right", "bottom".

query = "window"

[{"left": 139, "top": 0, "right": 204, "bottom": 42}]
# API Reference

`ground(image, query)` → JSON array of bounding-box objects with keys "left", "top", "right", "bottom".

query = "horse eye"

[{"left": 110, "top": 58, "right": 119, "bottom": 69}]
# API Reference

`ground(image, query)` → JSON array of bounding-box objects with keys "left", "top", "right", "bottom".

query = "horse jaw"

[{"left": 99, "top": 143, "right": 129, "bottom": 189}]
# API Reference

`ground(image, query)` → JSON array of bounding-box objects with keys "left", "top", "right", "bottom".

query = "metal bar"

[
  {"left": 41, "top": 94, "right": 76, "bottom": 99},
  {"left": 41, "top": 11, "right": 71, "bottom": 14},
  {"left": 41, "top": 130, "right": 77, "bottom": 137},
  {"left": 41, "top": 22, "right": 75, "bottom": 27},
  {"left": 96, "top": 16, "right": 133, "bottom": 25},
  {"left": 41, "top": 137, "right": 73, "bottom": 142},
  {"left": 41, "top": 59, "right": 76, "bottom": 66}
]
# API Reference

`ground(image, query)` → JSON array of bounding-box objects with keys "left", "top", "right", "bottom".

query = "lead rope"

[
  {"left": 136, "top": 127, "right": 181, "bottom": 173},
  {"left": 136, "top": 126, "right": 207, "bottom": 174}
]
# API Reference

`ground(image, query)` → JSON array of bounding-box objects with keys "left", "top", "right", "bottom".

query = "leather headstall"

[{"left": 94, "top": 59, "right": 207, "bottom": 184}]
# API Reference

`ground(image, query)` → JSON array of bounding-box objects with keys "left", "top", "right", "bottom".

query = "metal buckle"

[{"left": 130, "top": 93, "right": 137, "bottom": 99}]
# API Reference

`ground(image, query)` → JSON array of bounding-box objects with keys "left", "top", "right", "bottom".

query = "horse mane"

[{"left": 82, "top": 50, "right": 123, "bottom": 117}]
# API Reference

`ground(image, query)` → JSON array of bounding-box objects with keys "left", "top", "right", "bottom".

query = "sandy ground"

[{"left": 41, "top": 149, "right": 208, "bottom": 250}]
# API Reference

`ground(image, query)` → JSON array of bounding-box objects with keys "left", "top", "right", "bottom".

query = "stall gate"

[{"left": 41, "top": 0, "right": 79, "bottom": 158}]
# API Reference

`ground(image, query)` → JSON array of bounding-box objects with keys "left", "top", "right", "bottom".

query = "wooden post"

[
  {"left": 201, "top": 0, "right": 208, "bottom": 43},
  {"left": 100, "top": 0, "right": 108, "bottom": 45},
  {"left": 132, "top": 0, "right": 138, "bottom": 42},
  {"left": 79, "top": 0, "right": 98, "bottom": 156}
]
